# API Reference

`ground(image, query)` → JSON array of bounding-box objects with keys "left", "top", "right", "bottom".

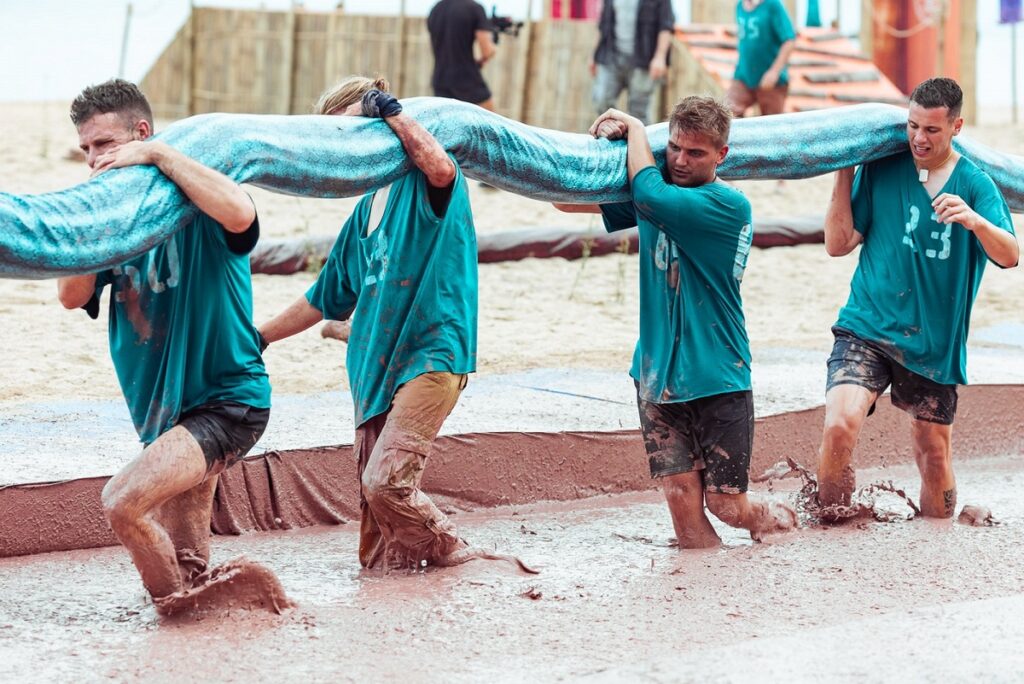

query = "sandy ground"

[
  {"left": 2, "top": 101, "right": 1022, "bottom": 405},
  {"left": 1, "top": 455, "right": 1021, "bottom": 682}
]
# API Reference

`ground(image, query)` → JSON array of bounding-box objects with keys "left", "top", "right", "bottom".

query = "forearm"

[
  {"left": 476, "top": 30, "right": 497, "bottom": 63},
  {"left": 259, "top": 296, "right": 324, "bottom": 344},
  {"left": 553, "top": 202, "right": 602, "bottom": 214},
  {"left": 653, "top": 30, "right": 673, "bottom": 62},
  {"left": 625, "top": 121, "right": 655, "bottom": 182},
  {"left": 57, "top": 274, "right": 97, "bottom": 309},
  {"left": 149, "top": 143, "right": 255, "bottom": 233},
  {"left": 971, "top": 219, "right": 1020, "bottom": 268},
  {"left": 769, "top": 40, "right": 795, "bottom": 75},
  {"left": 384, "top": 113, "right": 456, "bottom": 188},
  {"left": 824, "top": 168, "right": 860, "bottom": 256}
]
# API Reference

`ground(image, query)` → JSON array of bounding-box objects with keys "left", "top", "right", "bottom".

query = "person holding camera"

[{"left": 427, "top": 0, "right": 498, "bottom": 111}]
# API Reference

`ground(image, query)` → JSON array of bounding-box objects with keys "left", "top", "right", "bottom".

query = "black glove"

[
  {"left": 361, "top": 89, "right": 403, "bottom": 118},
  {"left": 257, "top": 330, "right": 269, "bottom": 353}
]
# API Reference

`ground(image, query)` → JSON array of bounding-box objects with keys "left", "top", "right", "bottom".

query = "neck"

[{"left": 914, "top": 147, "right": 956, "bottom": 172}]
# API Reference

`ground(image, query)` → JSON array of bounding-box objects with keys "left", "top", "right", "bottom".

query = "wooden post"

[
  {"left": 517, "top": 0, "right": 536, "bottom": 122},
  {"left": 186, "top": 2, "right": 196, "bottom": 116},
  {"left": 282, "top": 6, "right": 298, "bottom": 114},
  {"left": 958, "top": 0, "right": 977, "bottom": 124},
  {"left": 396, "top": 0, "right": 407, "bottom": 96},
  {"left": 860, "top": 0, "right": 873, "bottom": 59},
  {"left": 691, "top": 0, "right": 733, "bottom": 24}
]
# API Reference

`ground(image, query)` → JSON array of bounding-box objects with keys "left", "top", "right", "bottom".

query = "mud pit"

[{"left": 1, "top": 455, "right": 1021, "bottom": 682}]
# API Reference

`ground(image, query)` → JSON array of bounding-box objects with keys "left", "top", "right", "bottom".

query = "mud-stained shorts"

[
  {"left": 826, "top": 327, "right": 958, "bottom": 425},
  {"left": 726, "top": 79, "right": 789, "bottom": 117},
  {"left": 176, "top": 402, "right": 270, "bottom": 472},
  {"left": 635, "top": 385, "right": 754, "bottom": 494}
]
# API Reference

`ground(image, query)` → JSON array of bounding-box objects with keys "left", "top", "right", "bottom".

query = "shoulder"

[
  {"left": 709, "top": 180, "right": 751, "bottom": 212},
  {"left": 957, "top": 155, "right": 998, "bottom": 190}
]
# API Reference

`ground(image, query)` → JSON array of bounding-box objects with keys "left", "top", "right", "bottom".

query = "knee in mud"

[
  {"left": 100, "top": 481, "right": 131, "bottom": 527},
  {"left": 705, "top": 494, "right": 743, "bottom": 526},
  {"left": 823, "top": 413, "right": 861, "bottom": 447}
]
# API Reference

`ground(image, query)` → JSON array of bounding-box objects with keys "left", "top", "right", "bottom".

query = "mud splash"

[
  {"left": 153, "top": 557, "right": 294, "bottom": 617},
  {"left": 957, "top": 505, "right": 999, "bottom": 527},
  {"left": 753, "top": 457, "right": 921, "bottom": 524}
]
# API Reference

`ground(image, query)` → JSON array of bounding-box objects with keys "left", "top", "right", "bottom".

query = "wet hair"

[
  {"left": 70, "top": 78, "right": 153, "bottom": 129},
  {"left": 668, "top": 96, "right": 731, "bottom": 149},
  {"left": 909, "top": 78, "right": 962, "bottom": 120},
  {"left": 314, "top": 76, "right": 390, "bottom": 115}
]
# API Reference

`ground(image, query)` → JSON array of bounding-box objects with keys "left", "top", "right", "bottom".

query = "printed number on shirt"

[
  {"left": 903, "top": 205, "right": 951, "bottom": 260},
  {"left": 654, "top": 232, "right": 678, "bottom": 272},
  {"left": 112, "top": 239, "right": 181, "bottom": 302},
  {"left": 733, "top": 223, "right": 753, "bottom": 281},
  {"left": 737, "top": 17, "right": 760, "bottom": 40},
  {"left": 364, "top": 229, "right": 390, "bottom": 286}
]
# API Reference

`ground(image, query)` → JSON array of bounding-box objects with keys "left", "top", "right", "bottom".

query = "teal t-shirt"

[
  {"left": 734, "top": 0, "right": 796, "bottom": 89},
  {"left": 95, "top": 214, "right": 271, "bottom": 444},
  {"left": 836, "top": 151, "right": 1015, "bottom": 385},
  {"left": 306, "top": 160, "right": 477, "bottom": 426},
  {"left": 602, "top": 166, "right": 754, "bottom": 404}
]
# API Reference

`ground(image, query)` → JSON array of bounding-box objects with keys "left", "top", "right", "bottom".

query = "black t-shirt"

[{"left": 427, "top": 0, "right": 493, "bottom": 102}]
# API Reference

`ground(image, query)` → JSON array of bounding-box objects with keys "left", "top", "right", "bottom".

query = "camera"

[{"left": 490, "top": 6, "right": 524, "bottom": 43}]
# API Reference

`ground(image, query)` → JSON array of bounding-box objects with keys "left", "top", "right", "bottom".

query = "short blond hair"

[{"left": 314, "top": 76, "right": 391, "bottom": 115}]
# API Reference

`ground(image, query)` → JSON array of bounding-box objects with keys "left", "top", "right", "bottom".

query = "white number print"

[
  {"left": 904, "top": 206, "right": 951, "bottom": 260},
  {"left": 734, "top": 223, "right": 753, "bottom": 281},
  {"left": 738, "top": 17, "right": 760, "bottom": 40}
]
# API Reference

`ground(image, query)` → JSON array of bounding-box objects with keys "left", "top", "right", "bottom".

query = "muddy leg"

[
  {"left": 361, "top": 434, "right": 463, "bottom": 564},
  {"left": 354, "top": 413, "right": 392, "bottom": 568},
  {"left": 101, "top": 427, "right": 208, "bottom": 599},
  {"left": 154, "top": 475, "right": 218, "bottom": 585},
  {"left": 705, "top": 491, "right": 797, "bottom": 541},
  {"left": 662, "top": 471, "right": 721, "bottom": 549},
  {"left": 817, "top": 385, "right": 875, "bottom": 511},
  {"left": 911, "top": 420, "right": 955, "bottom": 518}
]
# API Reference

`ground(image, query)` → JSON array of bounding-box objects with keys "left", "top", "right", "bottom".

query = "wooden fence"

[{"left": 141, "top": 7, "right": 718, "bottom": 132}]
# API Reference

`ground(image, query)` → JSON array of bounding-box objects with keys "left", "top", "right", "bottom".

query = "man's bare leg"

[
  {"left": 153, "top": 475, "right": 218, "bottom": 585},
  {"left": 476, "top": 98, "right": 495, "bottom": 112},
  {"left": 817, "top": 384, "right": 876, "bottom": 509},
  {"left": 101, "top": 426, "right": 208, "bottom": 599},
  {"left": 662, "top": 471, "right": 720, "bottom": 549},
  {"left": 705, "top": 491, "right": 797, "bottom": 541},
  {"left": 911, "top": 419, "right": 955, "bottom": 518}
]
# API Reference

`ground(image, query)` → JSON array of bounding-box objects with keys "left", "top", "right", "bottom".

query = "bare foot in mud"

[
  {"left": 957, "top": 505, "right": 998, "bottom": 527},
  {"left": 153, "top": 557, "right": 294, "bottom": 618},
  {"left": 749, "top": 501, "right": 798, "bottom": 542},
  {"left": 321, "top": 320, "right": 351, "bottom": 343},
  {"left": 433, "top": 542, "right": 539, "bottom": 575}
]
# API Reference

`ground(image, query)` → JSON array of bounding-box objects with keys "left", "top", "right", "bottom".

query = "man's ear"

[
  {"left": 717, "top": 144, "right": 729, "bottom": 164},
  {"left": 134, "top": 119, "right": 152, "bottom": 141},
  {"left": 952, "top": 116, "right": 964, "bottom": 136}
]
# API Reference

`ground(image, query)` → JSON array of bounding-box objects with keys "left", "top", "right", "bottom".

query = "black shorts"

[
  {"left": 176, "top": 401, "right": 270, "bottom": 472},
  {"left": 635, "top": 386, "right": 754, "bottom": 494},
  {"left": 826, "top": 327, "right": 958, "bottom": 425},
  {"left": 433, "top": 81, "right": 492, "bottom": 106}
]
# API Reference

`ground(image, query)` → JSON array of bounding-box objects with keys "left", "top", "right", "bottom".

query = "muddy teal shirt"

[
  {"left": 836, "top": 151, "right": 1015, "bottom": 385},
  {"left": 602, "top": 166, "right": 754, "bottom": 404},
  {"left": 734, "top": 0, "right": 796, "bottom": 89},
  {"left": 95, "top": 214, "right": 271, "bottom": 444},
  {"left": 306, "top": 161, "right": 477, "bottom": 426}
]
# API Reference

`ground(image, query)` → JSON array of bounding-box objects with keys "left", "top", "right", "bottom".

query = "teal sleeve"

[
  {"left": 305, "top": 223, "right": 359, "bottom": 321},
  {"left": 600, "top": 201, "right": 638, "bottom": 233},
  {"left": 850, "top": 164, "right": 873, "bottom": 236},
  {"left": 773, "top": 1, "right": 796, "bottom": 41},
  {"left": 970, "top": 171, "right": 1017, "bottom": 268},
  {"left": 630, "top": 166, "right": 723, "bottom": 244}
]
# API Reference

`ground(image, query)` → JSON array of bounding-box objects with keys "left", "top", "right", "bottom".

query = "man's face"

[
  {"left": 906, "top": 102, "right": 962, "bottom": 167},
  {"left": 77, "top": 112, "right": 147, "bottom": 170},
  {"left": 665, "top": 128, "right": 727, "bottom": 187}
]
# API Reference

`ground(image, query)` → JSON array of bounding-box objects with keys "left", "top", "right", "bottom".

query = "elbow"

[
  {"left": 223, "top": 195, "right": 257, "bottom": 234},
  {"left": 57, "top": 282, "right": 91, "bottom": 310},
  {"left": 430, "top": 160, "right": 457, "bottom": 189},
  {"left": 824, "top": 242, "right": 846, "bottom": 258}
]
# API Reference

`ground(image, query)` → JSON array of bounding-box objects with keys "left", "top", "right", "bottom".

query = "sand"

[{"left": 1, "top": 100, "right": 1022, "bottom": 404}]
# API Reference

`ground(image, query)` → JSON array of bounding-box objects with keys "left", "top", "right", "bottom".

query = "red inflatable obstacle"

[{"left": 249, "top": 217, "right": 825, "bottom": 275}]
